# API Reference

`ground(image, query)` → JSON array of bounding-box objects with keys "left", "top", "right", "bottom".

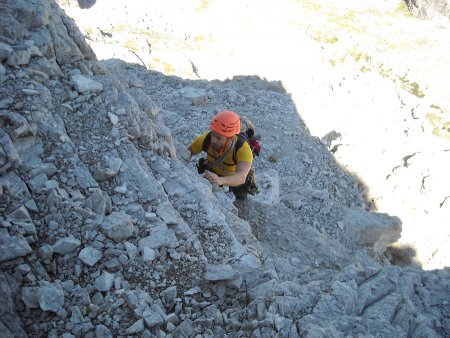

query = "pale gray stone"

[
  {"left": 180, "top": 87, "right": 207, "bottom": 105},
  {"left": 95, "top": 271, "right": 114, "bottom": 292},
  {"left": 161, "top": 286, "right": 177, "bottom": 305},
  {"left": 52, "top": 236, "right": 81, "bottom": 255},
  {"left": 125, "top": 319, "right": 145, "bottom": 335},
  {"left": 124, "top": 241, "right": 139, "bottom": 259},
  {"left": 142, "top": 247, "right": 156, "bottom": 264},
  {"left": 71, "top": 74, "right": 103, "bottom": 93},
  {"left": 79, "top": 247, "right": 102, "bottom": 267},
  {"left": 101, "top": 211, "right": 134, "bottom": 242},
  {"left": 253, "top": 169, "right": 280, "bottom": 205},
  {"left": 205, "top": 264, "right": 239, "bottom": 281},
  {"left": 38, "top": 281, "right": 64, "bottom": 313},
  {"left": 0, "top": 64, "right": 5, "bottom": 76},
  {"left": 7, "top": 50, "right": 30, "bottom": 66},
  {"left": 143, "top": 303, "right": 166, "bottom": 328}
]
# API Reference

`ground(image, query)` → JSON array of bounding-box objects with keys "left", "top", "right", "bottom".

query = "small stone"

[
  {"left": 38, "top": 281, "right": 64, "bottom": 313},
  {"left": 79, "top": 247, "right": 103, "bottom": 267},
  {"left": 125, "top": 319, "right": 145, "bottom": 335},
  {"left": 205, "top": 264, "right": 239, "bottom": 281},
  {"left": 108, "top": 113, "right": 119, "bottom": 125},
  {"left": 101, "top": 211, "right": 134, "bottom": 243},
  {"left": 7, "top": 50, "right": 30, "bottom": 66},
  {"left": 52, "top": 236, "right": 81, "bottom": 255},
  {"left": 95, "top": 271, "right": 114, "bottom": 292},
  {"left": 95, "top": 324, "right": 112, "bottom": 338},
  {"left": 114, "top": 185, "right": 127, "bottom": 194},
  {"left": 142, "top": 247, "right": 156, "bottom": 264},
  {"left": 124, "top": 241, "right": 139, "bottom": 259},
  {"left": 38, "top": 244, "right": 53, "bottom": 259}
]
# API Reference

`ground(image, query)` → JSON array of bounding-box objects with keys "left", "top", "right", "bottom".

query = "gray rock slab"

[
  {"left": 156, "top": 202, "right": 178, "bottom": 225},
  {"left": 124, "top": 241, "right": 139, "bottom": 259},
  {"left": 101, "top": 211, "right": 134, "bottom": 242},
  {"left": 79, "top": 247, "right": 103, "bottom": 267},
  {"left": 0, "top": 42, "right": 13, "bottom": 61},
  {"left": 38, "top": 281, "right": 64, "bottom": 313},
  {"left": 0, "top": 233, "right": 33, "bottom": 263},
  {"left": 343, "top": 207, "right": 402, "bottom": 255},
  {"left": 7, "top": 205, "right": 32, "bottom": 223},
  {"left": 205, "top": 264, "right": 239, "bottom": 281},
  {"left": 143, "top": 303, "right": 166, "bottom": 328},
  {"left": 71, "top": 74, "right": 103, "bottom": 93},
  {"left": 52, "top": 236, "right": 81, "bottom": 255},
  {"left": 138, "top": 227, "right": 178, "bottom": 251}
]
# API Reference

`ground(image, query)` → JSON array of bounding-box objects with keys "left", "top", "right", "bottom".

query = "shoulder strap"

[
  {"left": 232, "top": 134, "right": 246, "bottom": 164},
  {"left": 202, "top": 132, "right": 212, "bottom": 152}
]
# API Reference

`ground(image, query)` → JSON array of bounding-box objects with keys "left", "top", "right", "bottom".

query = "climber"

[{"left": 188, "top": 110, "right": 257, "bottom": 200}]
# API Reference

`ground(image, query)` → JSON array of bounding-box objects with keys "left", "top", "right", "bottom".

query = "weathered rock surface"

[{"left": 0, "top": 1, "right": 448, "bottom": 337}]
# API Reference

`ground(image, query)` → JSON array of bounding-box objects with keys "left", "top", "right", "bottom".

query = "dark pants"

[{"left": 229, "top": 184, "right": 249, "bottom": 200}]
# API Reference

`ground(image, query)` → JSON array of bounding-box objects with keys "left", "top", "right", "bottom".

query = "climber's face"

[{"left": 210, "top": 131, "right": 229, "bottom": 151}]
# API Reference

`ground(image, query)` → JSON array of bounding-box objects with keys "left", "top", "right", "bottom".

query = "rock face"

[
  {"left": 0, "top": 0, "right": 448, "bottom": 337},
  {"left": 405, "top": 0, "right": 450, "bottom": 20}
]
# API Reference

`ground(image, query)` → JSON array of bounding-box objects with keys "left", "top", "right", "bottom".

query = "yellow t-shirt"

[{"left": 190, "top": 132, "right": 253, "bottom": 176}]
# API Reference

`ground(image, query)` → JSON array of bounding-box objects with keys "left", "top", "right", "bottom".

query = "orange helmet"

[{"left": 210, "top": 110, "right": 241, "bottom": 137}]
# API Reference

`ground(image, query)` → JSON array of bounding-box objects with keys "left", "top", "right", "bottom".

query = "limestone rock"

[
  {"left": 342, "top": 207, "right": 402, "bottom": 255},
  {"left": 138, "top": 227, "right": 178, "bottom": 251},
  {"left": 101, "top": 211, "right": 134, "bottom": 242},
  {"left": 71, "top": 74, "right": 103, "bottom": 93},
  {"left": 0, "top": 233, "right": 33, "bottom": 263}
]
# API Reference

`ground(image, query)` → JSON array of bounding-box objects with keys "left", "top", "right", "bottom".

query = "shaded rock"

[
  {"left": 95, "top": 324, "right": 112, "bottom": 338},
  {"left": 0, "top": 42, "right": 13, "bottom": 61},
  {"left": 142, "top": 247, "right": 156, "bottom": 264},
  {"left": 21, "top": 287, "right": 40, "bottom": 309},
  {"left": 172, "top": 319, "right": 194, "bottom": 338}
]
